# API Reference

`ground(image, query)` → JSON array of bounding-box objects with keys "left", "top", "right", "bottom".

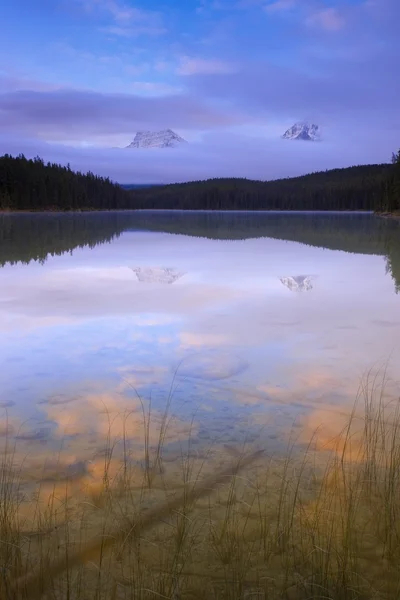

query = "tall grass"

[{"left": 2, "top": 375, "right": 400, "bottom": 599}]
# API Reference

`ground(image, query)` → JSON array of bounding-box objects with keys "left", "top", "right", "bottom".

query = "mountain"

[
  {"left": 126, "top": 129, "right": 187, "bottom": 149},
  {"left": 282, "top": 122, "right": 320, "bottom": 141},
  {"left": 280, "top": 275, "right": 313, "bottom": 292},
  {"left": 132, "top": 267, "right": 185, "bottom": 284}
]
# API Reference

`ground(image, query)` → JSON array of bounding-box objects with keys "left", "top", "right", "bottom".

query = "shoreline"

[
  {"left": 375, "top": 211, "right": 400, "bottom": 220},
  {"left": 0, "top": 208, "right": 376, "bottom": 215}
]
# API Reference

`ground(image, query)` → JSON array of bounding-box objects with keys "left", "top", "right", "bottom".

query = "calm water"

[{"left": 1, "top": 211, "right": 400, "bottom": 472}]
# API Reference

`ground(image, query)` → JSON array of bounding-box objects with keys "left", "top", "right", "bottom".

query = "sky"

[{"left": 0, "top": 0, "right": 399, "bottom": 182}]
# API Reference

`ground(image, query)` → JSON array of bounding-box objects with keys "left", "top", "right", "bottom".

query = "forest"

[
  {"left": 130, "top": 153, "right": 400, "bottom": 211},
  {"left": 0, "top": 150, "right": 399, "bottom": 212},
  {"left": 0, "top": 154, "right": 131, "bottom": 211}
]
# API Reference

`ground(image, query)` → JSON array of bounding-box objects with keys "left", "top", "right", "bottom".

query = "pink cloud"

[{"left": 306, "top": 7, "right": 345, "bottom": 32}]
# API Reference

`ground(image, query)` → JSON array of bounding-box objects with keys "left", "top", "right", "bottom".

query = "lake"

[{"left": 1, "top": 210, "right": 400, "bottom": 479}]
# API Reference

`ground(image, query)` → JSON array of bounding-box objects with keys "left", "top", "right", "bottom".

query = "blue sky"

[{"left": 0, "top": 0, "right": 399, "bottom": 182}]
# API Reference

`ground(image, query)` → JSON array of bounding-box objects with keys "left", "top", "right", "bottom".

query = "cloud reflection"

[{"left": 0, "top": 227, "right": 400, "bottom": 461}]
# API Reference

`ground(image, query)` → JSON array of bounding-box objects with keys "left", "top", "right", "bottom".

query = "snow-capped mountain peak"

[
  {"left": 282, "top": 122, "right": 321, "bottom": 141},
  {"left": 126, "top": 129, "right": 187, "bottom": 149}
]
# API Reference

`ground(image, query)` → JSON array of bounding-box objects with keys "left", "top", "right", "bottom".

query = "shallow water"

[{"left": 1, "top": 211, "right": 400, "bottom": 475}]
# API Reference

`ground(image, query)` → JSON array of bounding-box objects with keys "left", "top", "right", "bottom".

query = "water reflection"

[
  {"left": 1, "top": 211, "right": 400, "bottom": 486},
  {"left": 280, "top": 275, "right": 313, "bottom": 292},
  {"left": 132, "top": 267, "right": 185, "bottom": 284},
  {"left": 1, "top": 210, "right": 400, "bottom": 289}
]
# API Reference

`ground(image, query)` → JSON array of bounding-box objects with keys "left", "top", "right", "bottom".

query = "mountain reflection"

[
  {"left": 280, "top": 275, "right": 313, "bottom": 292},
  {"left": 1, "top": 211, "right": 400, "bottom": 292}
]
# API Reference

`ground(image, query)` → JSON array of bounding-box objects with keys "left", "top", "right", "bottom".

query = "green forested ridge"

[
  {"left": 0, "top": 154, "right": 132, "bottom": 211},
  {"left": 387, "top": 149, "right": 400, "bottom": 213},
  {"left": 131, "top": 163, "right": 399, "bottom": 211},
  {"left": 0, "top": 151, "right": 399, "bottom": 212}
]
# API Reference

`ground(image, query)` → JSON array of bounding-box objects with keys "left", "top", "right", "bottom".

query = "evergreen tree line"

[
  {"left": 131, "top": 161, "right": 400, "bottom": 212},
  {"left": 385, "top": 149, "right": 400, "bottom": 212},
  {"left": 0, "top": 150, "right": 399, "bottom": 212},
  {"left": 0, "top": 154, "right": 131, "bottom": 211}
]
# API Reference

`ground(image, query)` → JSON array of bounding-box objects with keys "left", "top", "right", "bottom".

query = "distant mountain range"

[
  {"left": 123, "top": 123, "right": 320, "bottom": 151},
  {"left": 282, "top": 122, "right": 320, "bottom": 141},
  {"left": 126, "top": 129, "right": 187, "bottom": 149}
]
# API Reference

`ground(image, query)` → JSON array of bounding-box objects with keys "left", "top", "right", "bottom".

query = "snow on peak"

[
  {"left": 126, "top": 129, "right": 187, "bottom": 149},
  {"left": 282, "top": 122, "right": 321, "bottom": 141}
]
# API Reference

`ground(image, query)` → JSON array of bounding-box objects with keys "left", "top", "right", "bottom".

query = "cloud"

[
  {"left": 0, "top": 72, "right": 64, "bottom": 94},
  {"left": 129, "top": 81, "right": 183, "bottom": 96},
  {"left": 105, "top": 2, "right": 148, "bottom": 24},
  {"left": 0, "top": 127, "right": 397, "bottom": 184},
  {"left": 264, "top": 0, "right": 296, "bottom": 14},
  {"left": 0, "top": 87, "right": 241, "bottom": 142},
  {"left": 101, "top": 24, "right": 166, "bottom": 37},
  {"left": 183, "top": 54, "right": 400, "bottom": 128},
  {"left": 1, "top": 0, "right": 399, "bottom": 180},
  {"left": 176, "top": 56, "right": 238, "bottom": 76},
  {"left": 174, "top": 3, "right": 400, "bottom": 126},
  {"left": 75, "top": 0, "right": 166, "bottom": 36},
  {"left": 180, "top": 332, "right": 231, "bottom": 348},
  {"left": 78, "top": 0, "right": 154, "bottom": 23},
  {"left": 3, "top": 27, "right": 399, "bottom": 149},
  {"left": 305, "top": 7, "right": 345, "bottom": 32}
]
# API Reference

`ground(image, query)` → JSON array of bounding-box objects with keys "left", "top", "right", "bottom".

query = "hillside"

[
  {"left": 0, "top": 154, "right": 132, "bottom": 211},
  {"left": 129, "top": 164, "right": 395, "bottom": 211},
  {"left": 0, "top": 153, "right": 399, "bottom": 212}
]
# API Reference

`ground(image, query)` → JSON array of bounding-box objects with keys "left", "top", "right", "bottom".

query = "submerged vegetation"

[
  {"left": 2, "top": 371, "right": 400, "bottom": 599},
  {"left": 0, "top": 149, "right": 399, "bottom": 212}
]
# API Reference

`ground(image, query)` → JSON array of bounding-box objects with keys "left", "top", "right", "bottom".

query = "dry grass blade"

[{"left": 12, "top": 449, "right": 264, "bottom": 600}]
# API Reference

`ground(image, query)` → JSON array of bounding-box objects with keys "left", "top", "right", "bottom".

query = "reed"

[{"left": 1, "top": 374, "right": 400, "bottom": 599}]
